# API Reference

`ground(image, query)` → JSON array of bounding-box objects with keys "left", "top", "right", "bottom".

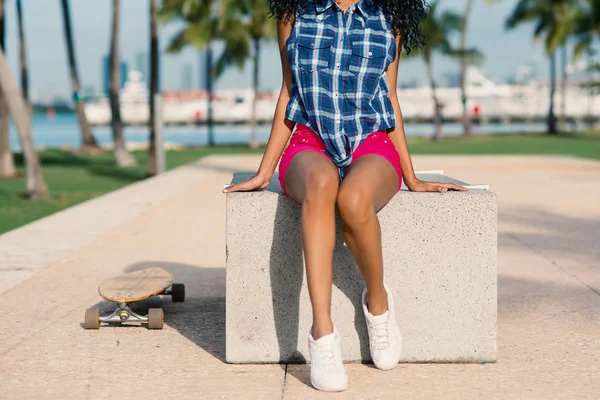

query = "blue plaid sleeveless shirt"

[{"left": 285, "top": 0, "right": 397, "bottom": 175}]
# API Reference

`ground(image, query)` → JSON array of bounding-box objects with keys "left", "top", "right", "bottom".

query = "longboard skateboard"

[{"left": 84, "top": 267, "right": 185, "bottom": 330}]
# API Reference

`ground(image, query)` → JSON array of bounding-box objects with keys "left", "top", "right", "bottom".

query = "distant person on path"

[
  {"left": 223, "top": 0, "right": 466, "bottom": 391},
  {"left": 473, "top": 104, "right": 481, "bottom": 124}
]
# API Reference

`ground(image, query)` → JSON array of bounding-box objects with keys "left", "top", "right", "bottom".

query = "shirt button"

[
  {"left": 368, "top": 51, "right": 373, "bottom": 56},
  {"left": 333, "top": 92, "right": 338, "bottom": 97},
  {"left": 317, "top": 15, "right": 323, "bottom": 20}
]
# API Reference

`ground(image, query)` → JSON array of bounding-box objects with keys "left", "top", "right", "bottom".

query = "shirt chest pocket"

[
  {"left": 296, "top": 36, "right": 333, "bottom": 72},
  {"left": 348, "top": 42, "right": 387, "bottom": 81}
]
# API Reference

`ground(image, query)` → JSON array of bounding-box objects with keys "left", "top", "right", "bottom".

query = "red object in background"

[
  {"left": 194, "top": 110, "right": 203, "bottom": 121},
  {"left": 473, "top": 104, "right": 481, "bottom": 117},
  {"left": 163, "top": 90, "right": 206, "bottom": 101}
]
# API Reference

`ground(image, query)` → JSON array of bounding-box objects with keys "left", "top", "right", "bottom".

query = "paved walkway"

[{"left": 0, "top": 155, "right": 599, "bottom": 399}]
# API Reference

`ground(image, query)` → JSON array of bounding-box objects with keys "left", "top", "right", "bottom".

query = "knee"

[
  {"left": 336, "top": 187, "right": 374, "bottom": 226},
  {"left": 303, "top": 170, "right": 338, "bottom": 205}
]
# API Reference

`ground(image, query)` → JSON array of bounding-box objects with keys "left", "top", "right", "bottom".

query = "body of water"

[{"left": 9, "top": 113, "right": 550, "bottom": 151}]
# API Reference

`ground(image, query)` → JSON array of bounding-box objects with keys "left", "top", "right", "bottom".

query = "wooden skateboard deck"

[{"left": 98, "top": 267, "right": 174, "bottom": 303}]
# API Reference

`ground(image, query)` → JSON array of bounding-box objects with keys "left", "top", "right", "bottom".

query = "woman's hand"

[
  {"left": 222, "top": 173, "right": 272, "bottom": 193},
  {"left": 405, "top": 178, "right": 467, "bottom": 193}
]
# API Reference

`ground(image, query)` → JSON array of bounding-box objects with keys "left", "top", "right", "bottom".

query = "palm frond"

[
  {"left": 213, "top": 33, "right": 250, "bottom": 77},
  {"left": 439, "top": 11, "right": 464, "bottom": 32}
]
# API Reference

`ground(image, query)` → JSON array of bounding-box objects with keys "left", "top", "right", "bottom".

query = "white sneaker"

[
  {"left": 362, "top": 284, "right": 403, "bottom": 370},
  {"left": 308, "top": 327, "right": 348, "bottom": 392}
]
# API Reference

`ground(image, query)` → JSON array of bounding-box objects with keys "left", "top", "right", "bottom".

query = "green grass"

[
  {"left": 0, "top": 145, "right": 263, "bottom": 235},
  {"left": 407, "top": 131, "right": 600, "bottom": 160},
  {"left": 0, "top": 131, "right": 599, "bottom": 235}
]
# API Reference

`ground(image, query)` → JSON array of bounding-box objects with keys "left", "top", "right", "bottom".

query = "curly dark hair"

[{"left": 269, "top": 0, "right": 428, "bottom": 53}]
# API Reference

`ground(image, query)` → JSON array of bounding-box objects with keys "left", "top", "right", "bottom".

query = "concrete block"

[{"left": 226, "top": 172, "right": 497, "bottom": 363}]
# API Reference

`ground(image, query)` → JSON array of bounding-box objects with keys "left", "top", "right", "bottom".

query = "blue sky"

[{"left": 2, "top": 0, "right": 550, "bottom": 101}]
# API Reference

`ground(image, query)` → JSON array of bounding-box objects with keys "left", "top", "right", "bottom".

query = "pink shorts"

[{"left": 278, "top": 124, "right": 403, "bottom": 195}]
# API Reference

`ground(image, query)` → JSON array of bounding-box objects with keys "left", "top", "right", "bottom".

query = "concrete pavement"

[{"left": 0, "top": 155, "right": 599, "bottom": 399}]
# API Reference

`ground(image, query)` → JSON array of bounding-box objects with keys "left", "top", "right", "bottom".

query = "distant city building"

[
  {"left": 398, "top": 78, "right": 418, "bottom": 89},
  {"left": 84, "top": 85, "right": 97, "bottom": 98},
  {"left": 135, "top": 52, "right": 148, "bottom": 86},
  {"left": 441, "top": 71, "right": 461, "bottom": 88},
  {"left": 103, "top": 55, "right": 129, "bottom": 95},
  {"left": 514, "top": 64, "right": 536, "bottom": 85},
  {"left": 182, "top": 64, "right": 193, "bottom": 90}
]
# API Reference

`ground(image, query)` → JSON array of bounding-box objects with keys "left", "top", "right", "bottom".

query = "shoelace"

[
  {"left": 317, "top": 344, "right": 336, "bottom": 371},
  {"left": 369, "top": 321, "right": 390, "bottom": 350}
]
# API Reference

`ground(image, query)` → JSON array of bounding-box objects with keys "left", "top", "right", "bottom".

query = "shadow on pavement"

[
  {"left": 500, "top": 206, "right": 600, "bottom": 258},
  {"left": 101, "top": 261, "right": 227, "bottom": 362}
]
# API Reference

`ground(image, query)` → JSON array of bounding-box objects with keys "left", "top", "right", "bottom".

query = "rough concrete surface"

[
  {"left": 0, "top": 155, "right": 599, "bottom": 399},
  {"left": 226, "top": 173, "right": 497, "bottom": 363}
]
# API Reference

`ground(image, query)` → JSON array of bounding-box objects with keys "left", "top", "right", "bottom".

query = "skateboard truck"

[{"left": 101, "top": 302, "right": 150, "bottom": 324}]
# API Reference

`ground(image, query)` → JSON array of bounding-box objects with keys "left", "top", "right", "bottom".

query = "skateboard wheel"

[
  {"left": 84, "top": 308, "right": 100, "bottom": 330},
  {"left": 148, "top": 308, "right": 164, "bottom": 330},
  {"left": 171, "top": 283, "right": 185, "bottom": 302}
]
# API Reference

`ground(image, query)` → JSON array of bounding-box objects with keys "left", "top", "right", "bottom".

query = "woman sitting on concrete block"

[{"left": 223, "top": 0, "right": 466, "bottom": 391}]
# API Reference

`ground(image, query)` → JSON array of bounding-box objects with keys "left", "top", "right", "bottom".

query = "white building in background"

[{"left": 83, "top": 67, "right": 600, "bottom": 126}]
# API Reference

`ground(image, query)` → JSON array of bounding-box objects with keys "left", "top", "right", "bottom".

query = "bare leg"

[
  {"left": 336, "top": 155, "right": 399, "bottom": 315},
  {"left": 284, "top": 151, "right": 339, "bottom": 339}
]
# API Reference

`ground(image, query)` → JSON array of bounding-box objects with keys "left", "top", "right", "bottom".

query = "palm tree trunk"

[
  {"left": 206, "top": 47, "right": 215, "bottom": 146},
  {"left": 59, "top": 0, "right": 100, "bottom": 151},
  {"left": 109, "top": 0, "right": 135, "bottom": 166},
  {"left": 16, "top": 0, "right": 28, "bottom": 109},
  {"left": 560, "top": 44, "right": 567, "bottom": 132},
  {"left": 249, "top": 38, "right": 259, "bottom": 149},
  {"left": 460, "top": 0, "right": 473, "bottom": 137},
  {"left": 0, "top": 90, "right": 12, "bottom": 178},
  {"left": 0, "top": 0, "right": 15, "bottom": 178},
  {"left": 425, "top": 54, "right": 442, "bottom": 141},
  {"left": 147, "top": 0, "right": 159, "bottom": 176},
  {"left": 548, "top": 52, "right": 557, "bottom": 134},
  {"left": 0, "top": 49, "right": 47, "bottom": 198}
]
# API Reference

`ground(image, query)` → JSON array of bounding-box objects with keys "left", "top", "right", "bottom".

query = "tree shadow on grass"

[{"left": 13, "top": 150, "right": 147, "bottom": 184}]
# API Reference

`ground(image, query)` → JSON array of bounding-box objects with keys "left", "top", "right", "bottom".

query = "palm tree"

[
  {"left": 570, "top": 0, "right": 600, "bottom": 58},
  {"left": 109, "top": 0, "right": 136, "bottom": 166},
  {"left": 161, "top": 0, "right": 217, "bottom": 147},
  {"left": 569, "top": 1, "right": 600, "bottom": 108},
  {"left": 161, "top": 0, "right": 277, "bottom": 148},
  {"left": 505, "top": 0, "right": 577, "bottom": 134},
  {"left": 148, "top": 0, "right": 160, "bottom": 176},
  {"left": 217, "top": 0, "right": 277, "bottom": 148},
  {"left": 59, "top": 0, "right": 101, "bottom": 151},
  {"left": 0, "top": 0, "right": 15, "bottom": 179},
  {"left": 460, "top": 0, "right": 474, "bottom": 137},
  {"left": 548, "top": 1, "right": 578, "bottom": 131},
  {"left": 413, "top": 0, "right": 465, "bottom": 140},
  {"left": 16, "top": 0, "right": 28, "bottom": 109},
  {"left": 560, "top": 43, "right": 567, "bottom": 130},
  {"left": 0, "top": 48, "right": 47, "bottom": 198}
]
